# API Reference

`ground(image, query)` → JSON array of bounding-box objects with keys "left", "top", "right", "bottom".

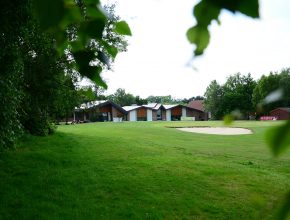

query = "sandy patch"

[{"left": 177, "top": 127, "right": 252, "bottom": 135}]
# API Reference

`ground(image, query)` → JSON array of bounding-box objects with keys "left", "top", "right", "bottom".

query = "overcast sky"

[{"left": 99, "top": 0, "right": 290, "bottom": 99}]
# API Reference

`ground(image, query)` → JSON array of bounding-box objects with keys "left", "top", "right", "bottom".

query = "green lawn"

[{"left": 1, "top": 121, "right": 290, "bottom": 219}]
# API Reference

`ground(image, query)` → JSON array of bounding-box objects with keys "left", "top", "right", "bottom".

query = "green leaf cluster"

[
  {"left": 267, "top": 120, "right": 290, "bottom": 157},
  {"left": 32, "top": 0, "right": 131, "bottom": 87},
  {"left": 187, "top": 0, "right": 259, "bottom": 56},
  {"left": 0, "top": 0, "right": 131, "bottom": 149}
]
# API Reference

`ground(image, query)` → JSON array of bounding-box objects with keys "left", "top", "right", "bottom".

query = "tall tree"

[
  {"left": 252, "top": 69, "right": 290, "bottom": 115},
  {"left": 108, "top": 88, "right": 136, "bottom": 106},
  {"left": 0, "top": 0, "right": 30, "bottom": 148},
  {"left": 222, "top": 73, "right": 256, "bottom": 118},
  {"left": 204, "top": 73, "right": 256, "bottom": 119},
  {"left": 135, "top": 96, "right": 148, "bottom": 105},
  {"left": 0, "top": 0, "right": 130, "bottom": 148},
  {"left": 252, "top": 72, "right": 281, "bottom": 114},
  {"left": 279, "top": 68, "right": 290, "bottom": 107},
  {"left": 204, "top": 80, "right": 223, "bottom": 119},
  {"left": 50, "top": 73, "right": 80, "bottom": 124}
]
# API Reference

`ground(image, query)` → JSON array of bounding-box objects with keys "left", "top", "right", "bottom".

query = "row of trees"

[
  {"left": 77, "top": 87, "right": 204, "bottom": 107},
  {"left": 204, "top": 69, "right": 290, "bottom": 119}
]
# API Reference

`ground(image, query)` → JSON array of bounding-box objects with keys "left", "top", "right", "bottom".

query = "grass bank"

[{"left": 0, "top": 121, "right": 289, "bottom": 219}]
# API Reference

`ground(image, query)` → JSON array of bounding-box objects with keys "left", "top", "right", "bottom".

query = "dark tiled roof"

[
  {"left": 75, "top": 100, "right": 127, "bottom": 114},
  {"left": 272, "top": 107, "right": 290, "bottom": 113},
  {"left": 187, "top": 100, "right": 205, "bottom": 112}
]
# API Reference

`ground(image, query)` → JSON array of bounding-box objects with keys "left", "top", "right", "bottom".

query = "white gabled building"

[
  {"left": 122, "top": 104, "right": 154, "bottom": 122},
  {"left": 122, "top": 105, "right": 140, "bottom": 121}
]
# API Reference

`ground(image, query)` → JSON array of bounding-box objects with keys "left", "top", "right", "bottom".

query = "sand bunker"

[{"left": 177, "top": 127, "right": 252, "bottom": 135}]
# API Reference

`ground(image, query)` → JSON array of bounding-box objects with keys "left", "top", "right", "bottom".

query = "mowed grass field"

[{"left": 1, "top": 121, "right": 290, "bottom": 219}]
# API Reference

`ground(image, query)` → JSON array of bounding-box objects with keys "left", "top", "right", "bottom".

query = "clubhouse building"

[{"left": 74, "top": 101, "right": 206, "bottom": 122}]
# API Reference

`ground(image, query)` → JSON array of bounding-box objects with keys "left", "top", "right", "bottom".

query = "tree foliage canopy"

[
  {"left": 0, "top": 0, "right": 129, "bottom": 149},
  {"left": 107, "top": 88, "right": 136, "bottom": 107},
  {"left": 204, "top": 73, "right": 256, "bottom": 119},
  {"left": 253, "top": 69, "right": 290, "bottom": 115},
  {"left": 32, "top": 0, "right": 131, "bottom": 88}
]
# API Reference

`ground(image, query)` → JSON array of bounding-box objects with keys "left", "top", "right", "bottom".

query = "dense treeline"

[
  {"left": 0, "top": 1, "right": 81, "bottom": 148},
  {"left": 77, "top": 87, "right": 204, "bottom": 107},
  {"left": 0, "top": 1, "right": 127, "bottom": 149},
  {"left": 204, "top": 69, "right": 290, "bottom": 119}
]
